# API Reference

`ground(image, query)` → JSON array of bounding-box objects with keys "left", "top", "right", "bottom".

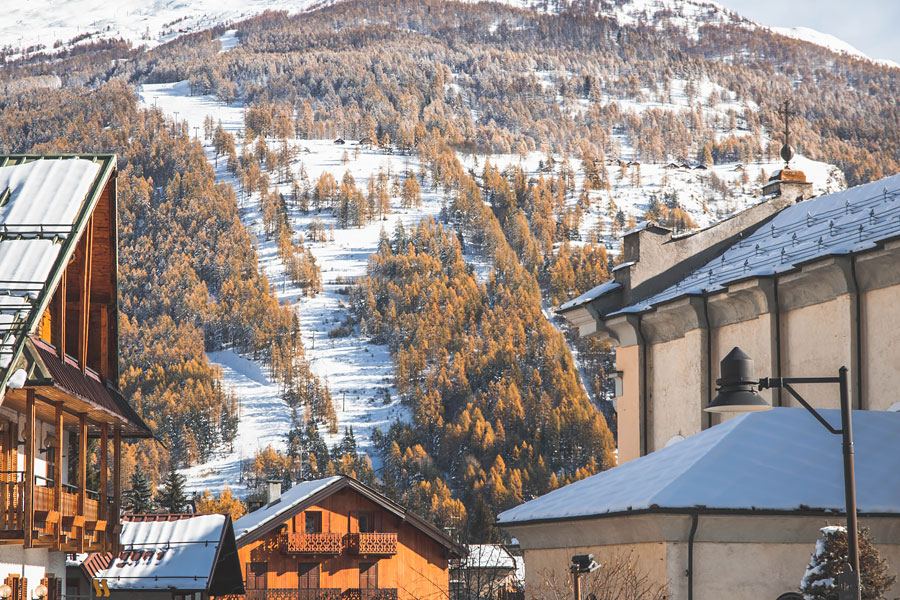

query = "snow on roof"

[
  {"left": 614, "top": 171, "right": 900, "bottom": 315},
  {"left": 233, "top": 476, "right": 342, "bottom": 541},
  {"left": 558, "top": 281, "right": 621, "bottom": 312},
  {"left": 98, "top": 514, "right": 227, "bottom": 591},
  {"left": 465, "top": 545, "right": 516, "bottom": 570},
  {"left": 497, "top": 408, "right": 900, "bottom": 524},
  {"left": 0, "top": 158, "right": 101, "bottom": 368}
]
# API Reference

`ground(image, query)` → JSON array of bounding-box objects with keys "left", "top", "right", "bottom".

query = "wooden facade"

[
  {"left": 227, "top": 478, "right": 463, "bottom": 600},
  {"left": 0, "top": 154, "right": 151, "bottom": 556}
]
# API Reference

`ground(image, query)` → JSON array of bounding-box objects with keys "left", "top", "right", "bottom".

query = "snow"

[
  {"left": 615, "top": 170, "right": 900, "bottom": 315},
  {"left": 0, "top": 158, "right": 100, "bottom": 368},
  {"left": 232, "top": 476, "right": 341, "bottom": 541},
  {"left": 179, "top": 349, "right": 288, "bottom": 496},
  {"left": 799, "top": 525, "right": 848, "bottom": 594},
  {"left": 771, "top": 26, "right": 900, "bottom": 70},
  {"left": 98, "top": 514, "right": 227, "bottom": 591},
  {"left": 558, "top": 281, "right": 621, "bottom": 312},
  {"left": 0, "top": 0, "right": 334, "bottom": 54},
  {"left": 6, "top": 369, "right": 26, "bottom": 389},
  {"left": 465, "top": 544, "right": 517, "bottom": 570},
  {"left": 497, "top": 408, "right": 900, "bottom": 524},
  {"left": 141, "top": 80, "right": 437, "bottom": 494}
]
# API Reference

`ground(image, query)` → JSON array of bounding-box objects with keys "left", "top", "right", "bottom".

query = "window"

[
  {"left": 298, "top": 563, "right": 320, "bottom": 589},
  {"left": 305, "top": 511, "right": 322, "bottom": 534},
  {"left": 359, "top": 562, "right": 378, "bottom": 589},
  {"left": 246, "top": 562, "right": 267, "bottom": 590},
  {"left": 356, "top": 511, "right": 374, "bottom": 533}
]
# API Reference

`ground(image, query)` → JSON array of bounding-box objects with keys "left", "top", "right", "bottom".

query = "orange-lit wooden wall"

[
  {"left": 37, "top": 176, "right": 117, "bottom": 382},
  {"left": 237, "top": 488, "right": 450, "bottom": 600}
]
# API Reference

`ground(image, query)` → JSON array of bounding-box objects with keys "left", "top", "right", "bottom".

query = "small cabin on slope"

[
  {"left": 228, "top": 476, "right": 465, "bottom": 600},
  {"left": 0, "top": 154, "right": 151, "bottom": 600}
]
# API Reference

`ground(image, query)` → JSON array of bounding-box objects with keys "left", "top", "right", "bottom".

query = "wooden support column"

[
  {"left": 112, "top": 427, "right": 121, "bottom": 554},
  {"left": 24, "top": 391, "right": 35, "bottom": 548},
  {"left": 99, "top": 306, "right": 109, "bottom": 381},
  {"left": 57, "top": 269, "right": 67, "bottom": 360},
  {"left": 77, "top": 413, "right": 87, "bottom": 552},
  {"left": 99, "top": 423, "right": 108, "bottom": 549},
  {"left": 80, "top": 217, "right": 94, "bottom": 372},
  {"left": 99, "top": 424, "right": 108, "bottom": 520},
  {"left": 53, "top": 403, "right": 63, "bottom": 551}
]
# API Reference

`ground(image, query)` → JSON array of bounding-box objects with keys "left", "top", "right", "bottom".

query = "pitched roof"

[
  {"left": 232, "top": 475, "right": 465, "bottom": 556},
  {"left": 497, "top": 408, "right": 900, "bottom": 525},
  {"left": 612, "top": 171, "right": 900, "bottom": 315},
  {"left": 464, "top": 545, "right": 516, "bottom": 570},
  {"left": 84, "top": 513, "right": 244, "bottom": 594},
  {"left": 0, "top": 154, "right": 115, "bottom": 393}
]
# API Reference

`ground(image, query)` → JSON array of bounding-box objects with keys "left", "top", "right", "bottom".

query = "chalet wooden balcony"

[
  {"left": 228, "top": 589, "right": 342, "bottom": 600},
  {"left": 278, "top": 532, "right": 343, "bottom": 555},
  {"left": 345, "top": 532, "right": 398, "bottom": 556},
  {"left": 0, "top": 472, "right": 111, "bottom": 551},
  {"left": 343, "top": 588, "right": 398, "bottom": 600}
]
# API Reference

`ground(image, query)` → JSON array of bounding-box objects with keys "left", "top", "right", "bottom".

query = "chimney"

[
  {"left": 267, "top": 480, "right": 282, "bottom": 504},
  {"left": 762, "top": 167, "right": 813, "bottom": 203}
]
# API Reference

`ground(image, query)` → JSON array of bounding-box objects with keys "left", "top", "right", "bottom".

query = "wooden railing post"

[
  {"left": 77, "top": 413, "right": 87, "bottom": 552},
  {"left": 24, "top": 391, "right": 35, "bottom": 548},
  {"left": 53, "top": 403, "right": 63, "bottom": 550}
]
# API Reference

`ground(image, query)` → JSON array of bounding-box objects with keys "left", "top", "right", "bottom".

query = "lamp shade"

[{"left": 706, "top": 347, "right": 772, "bottom": 413}]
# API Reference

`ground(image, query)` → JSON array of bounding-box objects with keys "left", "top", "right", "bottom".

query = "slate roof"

[
  {"left": 612, "top": 171, "right": 900, "bottom": 315},
  {"left": 497, "top": 408, "right": 900, "bottom": 524}
]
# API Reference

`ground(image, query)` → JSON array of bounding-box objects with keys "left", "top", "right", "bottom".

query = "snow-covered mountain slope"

[
  {"left": 4, "top": 0, "right": 896, "bottom": 71},
  {"left": 770, "top": 26, "right": 900, "bottom": 69},
  {"left": 0, "top": 0, "right": 334, "bottom": 52}
]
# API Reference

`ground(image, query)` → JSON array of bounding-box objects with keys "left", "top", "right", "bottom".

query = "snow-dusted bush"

[{"left": 800, "top": 525, "right": 895, "bottom": 600}]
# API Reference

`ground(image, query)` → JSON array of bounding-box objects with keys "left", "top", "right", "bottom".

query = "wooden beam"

[
  {"left": 24, "top": 391, "right": 35, "bottom": 549},
  {"left": 99, "top": 306, "right": 109, "bottom": 381},
  {"left": 53, "top": 404, "right": 63, "bottom": 551},
  {"left": 80, "top": 217, "right": 94, "bottom": 372},
  {"left": 77, "top": 413, "right": 87, "bottom": 553},
  {"left": 112, "top": 426, "right": 121, "bottom": 554},
  {"left": 57, "top": 268, "right": 66, "bottom": 360}
]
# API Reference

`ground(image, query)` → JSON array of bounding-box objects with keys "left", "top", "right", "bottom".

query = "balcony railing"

[
  {"left": 346, "top": 533, "right": 398, "bottom": 555},
  {"left": 223, "top": 590, "right": 343, "bottom": 600},
  {"left": 278, "top": 532, "right": 344, "bottom": 555},
  {"left": 0, "top": 471, "right": 112, "bottom": 551},
  {"left": 344, "top": 589, "right": 398, "bottom": 600}
]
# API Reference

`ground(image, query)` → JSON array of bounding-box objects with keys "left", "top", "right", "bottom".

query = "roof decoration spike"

[
  {"left": 870, "top": 208, "right": 876, "bottom": 224},
  {"left": 859, "top": 224, "right": 864, "bottom": 241},
  {"left": 845, "top": 198, "right": 850, "bottom": 214},
  {"left": 807, "top": 212, "right": 813, "bottom": 227},
  {"left": 792, "top": 232, "right": 798, "bottom": 245},
  {"left": 830, "top": 220, "right": 835, "bottom": 235}
]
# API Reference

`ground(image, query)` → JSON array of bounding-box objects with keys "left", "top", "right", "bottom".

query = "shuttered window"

[{"left": 298, "top": 563, "right": 320, "bottom": 589}]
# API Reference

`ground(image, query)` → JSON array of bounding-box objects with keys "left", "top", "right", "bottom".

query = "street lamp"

[
  {"left": 706, "top": 347, "right": 860, "bottom": 600},
  {"left": 570, "top": 554, "right": 600, "bottom": 600}
]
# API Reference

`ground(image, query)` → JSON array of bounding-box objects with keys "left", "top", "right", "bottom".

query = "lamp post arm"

[{"left": 758, "top": 378, "right": 842, "bottom": 434}]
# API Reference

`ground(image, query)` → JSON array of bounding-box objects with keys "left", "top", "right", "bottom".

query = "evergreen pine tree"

[
  {"left": 800, "top": 526, "right": 896, "bottom": 600},
  {"left": 159, "top": 462, "right": 188, "bottom": 513},
  {"left": 125, "top": 465, "right": 155, "bottom": 513}
]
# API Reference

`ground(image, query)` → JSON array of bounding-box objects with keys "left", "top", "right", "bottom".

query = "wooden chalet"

[
  {"left": 0, "top": 154, "right": 151, "bottom": 600},
  {"left": 228, "top": 476, "right": 465, "bottom": 600}
]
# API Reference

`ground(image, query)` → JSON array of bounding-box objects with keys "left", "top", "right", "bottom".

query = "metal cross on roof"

[{"left": 779, "top": 99, "right": 795, "bottom": 167}]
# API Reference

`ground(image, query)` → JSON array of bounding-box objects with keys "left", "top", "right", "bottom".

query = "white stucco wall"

[{"left": 0, "top": 548, "right": 66, "bottom": 600}]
